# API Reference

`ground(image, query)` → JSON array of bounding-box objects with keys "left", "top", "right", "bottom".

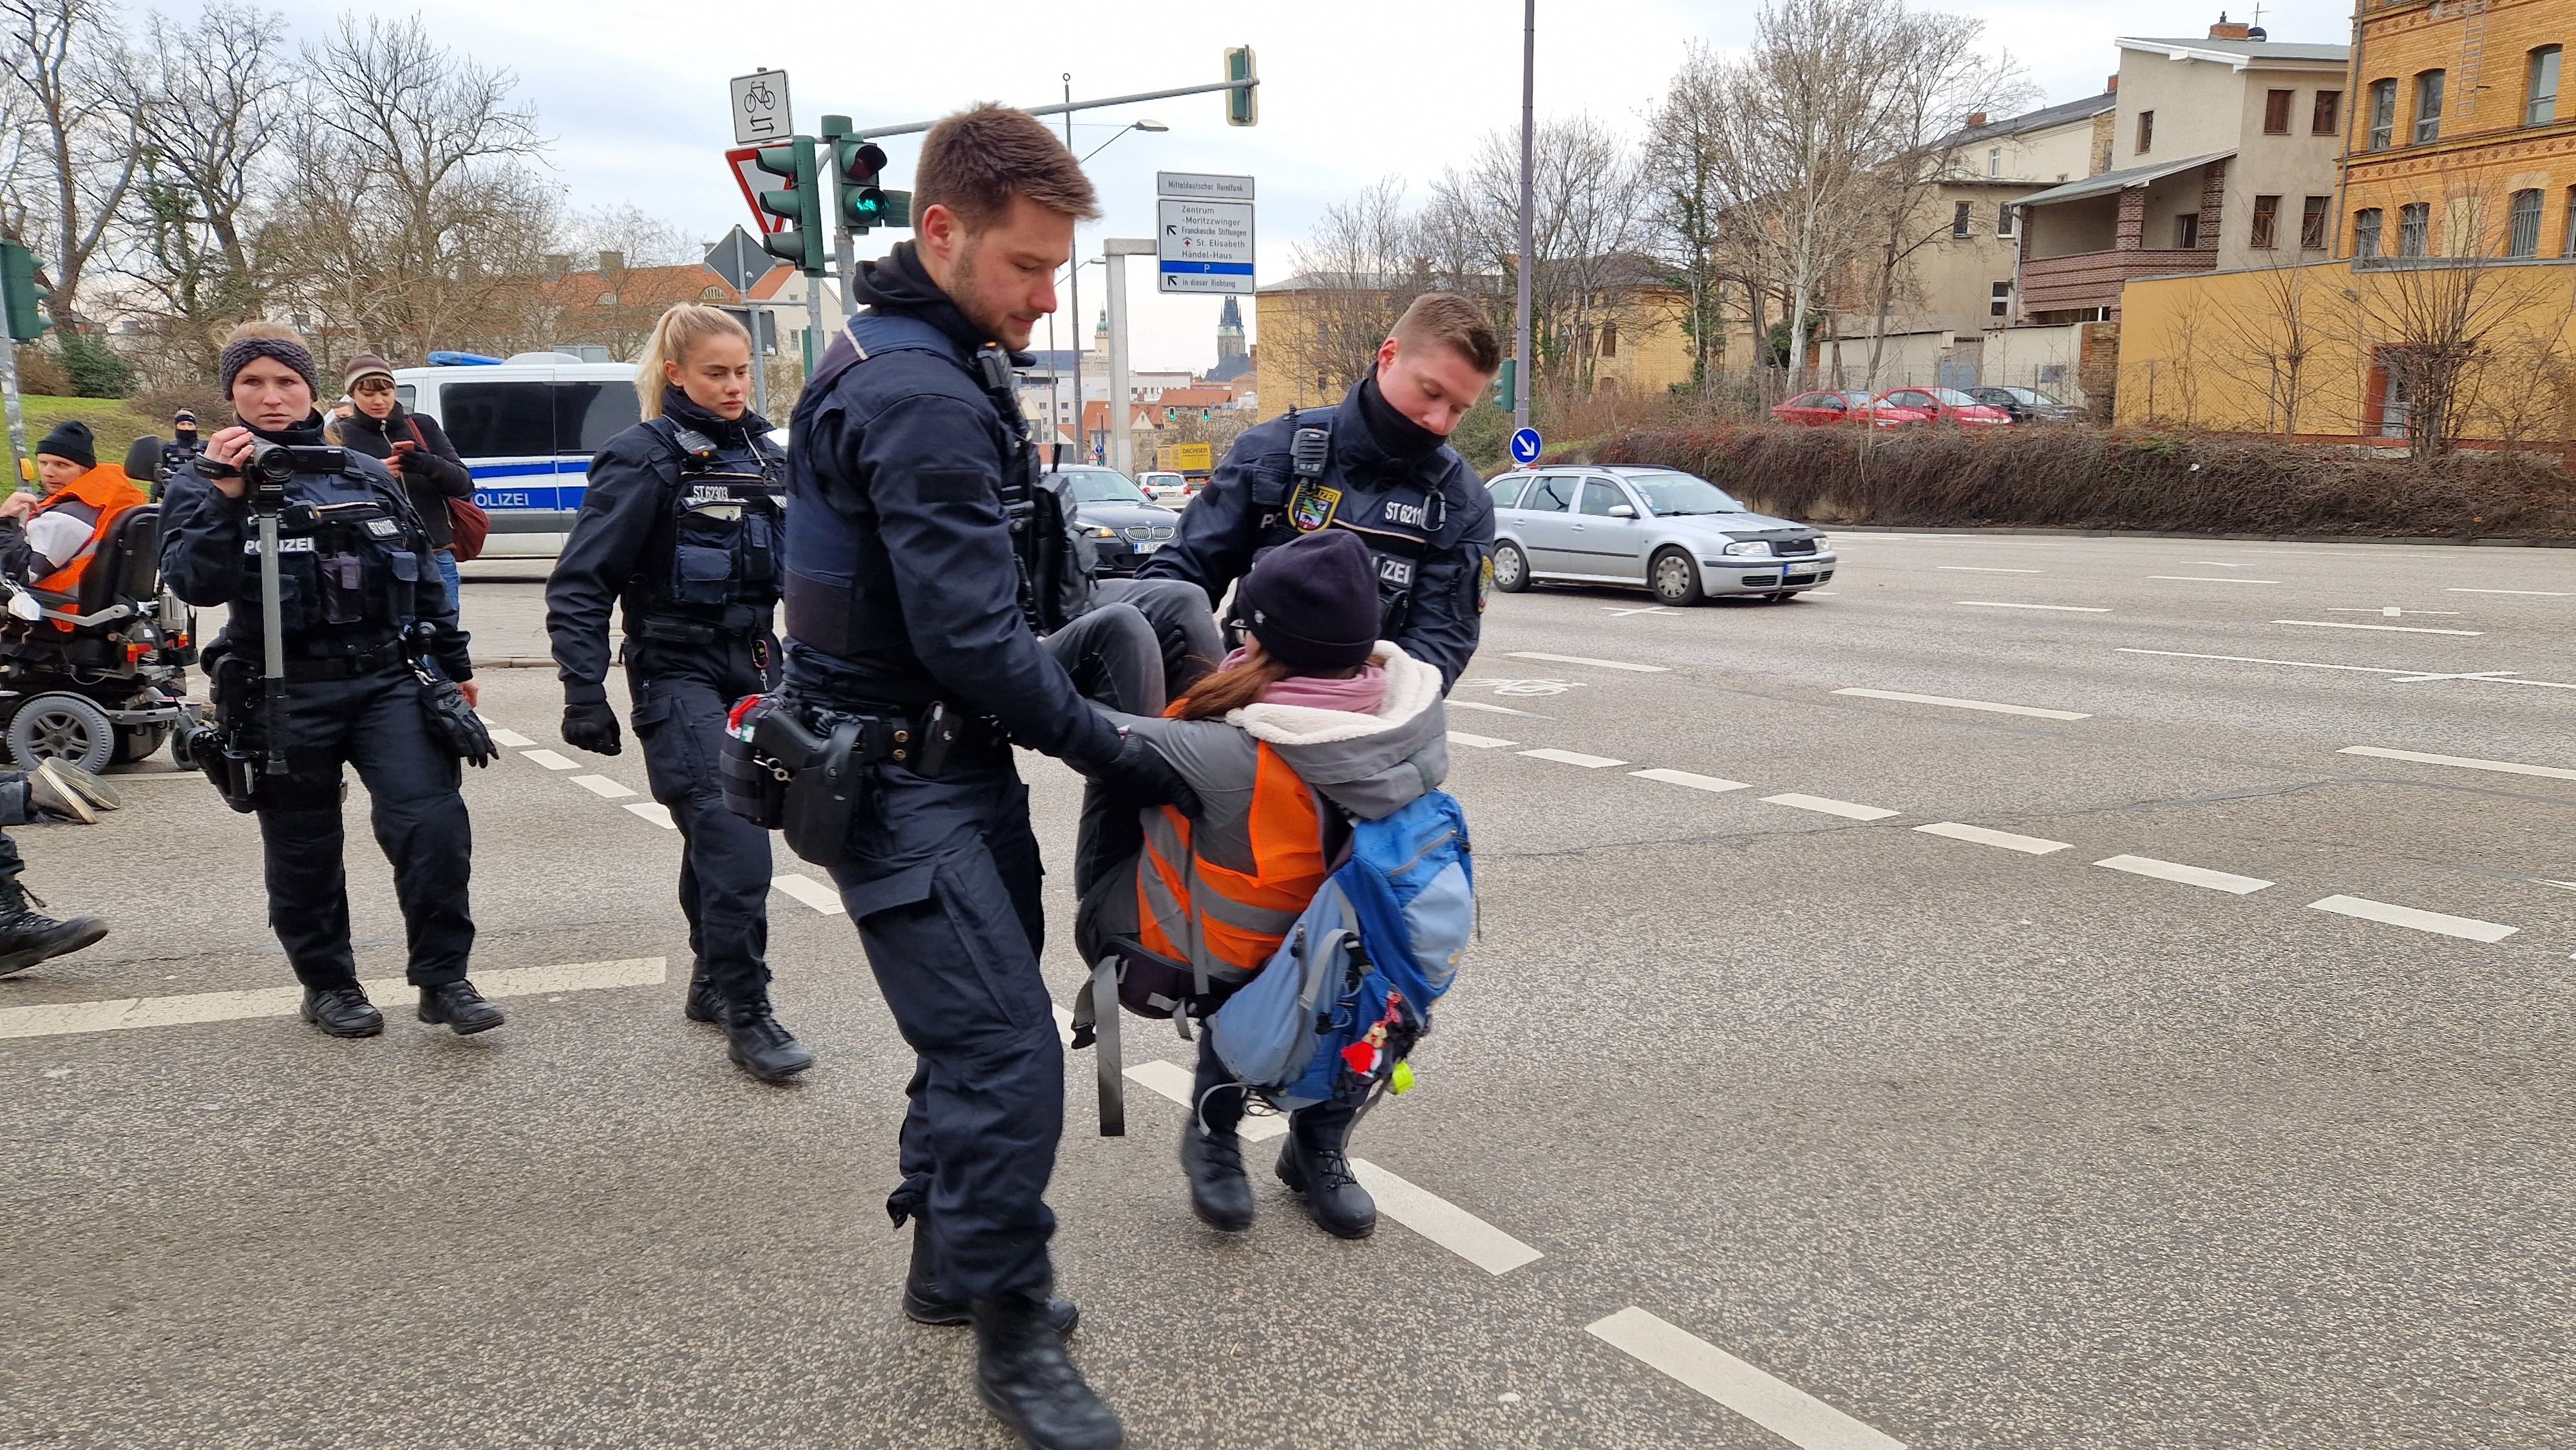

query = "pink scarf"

[{"left": 1219, "top": 647, "right": 1388, "bottom": 715}]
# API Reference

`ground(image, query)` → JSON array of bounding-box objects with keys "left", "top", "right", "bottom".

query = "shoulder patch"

[
  {"left": 1289, "top": 480, "right": 1340, "bottom": 532},
  {"left": 914, "top": 466, "right": 992, "bottom": 505}
]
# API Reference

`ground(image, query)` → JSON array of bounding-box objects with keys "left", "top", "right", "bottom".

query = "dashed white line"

[
  {"left": 1450, "top": 700, "right": 1546, "bottom": 717},
  {"left": 1914, "top": 822, "right": 2072, "bottom": 855},
  {"left": 1833, "top": 688, "right": 2090, "bottom": 721},
  {"left": 1938, "top": 566, "right": 2043, "bottom": 574},
  {"left": 771, "top": 873, "right": 846, "bottom": 914},
  {"left": 2148, "top": 575, "right": 2283, "bottom": 585},
  {"left": 1955, "top": 601, "right": 2112, "bottom": 612},
  {"left": 487, "top": 728, "right": 535, "bottom": 748},
  {"left": 2338, "top": 746, "right": 2576, "bottom": 782},
  {"left": 2309, "top": 895, "right": 2517, "bottom": 944},
  {"left": 569, "top": 775, "right": 634, "bottom": 799},
  {"left": 1586, "top": 1307, "right": 1906, "bottom": 1450},
  {"left": 2272, "top": 619, "right": 2482, "bottom": 636},
  {"left": 1505, "top": 651, "right": 1671, "bottom": 673},
  {"left": 519, "top": 748, "right": 580, "bottom": 771},
  {"left": 2117, "top": 648, "right": 2410, "bottom": 675},
  {"left": 1761, "top": 793, "right": 1899, "bottom": 822},
  {"left": 1446, "top": 731, "right": 1517, "bottom": 749},
  {"left": 623, "top": 802, "right": 675, "bottom": 829},
  {"left": 1123, "top": 1057, "right": 1285, "bottom": 1142},
  {"left": 0, "top": 957, "right": 668, "bottom": 1040},
  {"left": 2093, "top": 855, "right": 2273, "bottom": 894},
  {"left": 1631, "top": 767, "right": 1752, "bottom": 793},
  {"left": 2448, "top": 587, "right": 2570, "bottom": 596},
  {"left": 1520, "top": 748, "right": 1628, "bottom": 768}
]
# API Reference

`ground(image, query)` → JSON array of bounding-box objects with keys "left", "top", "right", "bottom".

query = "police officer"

[
  {"left": 162, "top": 322, "right": 493, "bottom": 1039},
  {"left": 783, "top": 106, "right": 1189, "bottom": 1450},
  {"left": 545, "top": 303, "right": 808, "bottom": 1083},
  {"left": 1135, "top": 292, "right": 1504, "bottom": 692}
]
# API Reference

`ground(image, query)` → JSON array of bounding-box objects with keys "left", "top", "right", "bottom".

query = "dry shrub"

[
  {"left": 1586, "top": 424, "right": 2576, "bottom": 538},
  {"left": 14, "top": 349, "right": 73, "bottom": 398}
]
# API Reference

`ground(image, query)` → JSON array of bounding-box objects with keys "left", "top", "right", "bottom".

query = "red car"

[
  {"left": 1770, "top": 390, "right": 1929, "bottom": 428},
  {"left": 1868, "top": 388, "right": 2013, "bottom": 426}
]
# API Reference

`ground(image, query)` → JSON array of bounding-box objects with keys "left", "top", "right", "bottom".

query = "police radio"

[{"left": 1290, "top": 426, "right": 1331, "bottom": 481}]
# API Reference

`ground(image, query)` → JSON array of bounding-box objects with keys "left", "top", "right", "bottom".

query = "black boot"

[
  {"left": 417, "top": 979, "right": 506, "bottom": 1035},
  {"left": 972, "top": 1290, "right": 1122, "bottom": 1450},
  {"left": 299, "top": 984, "right": 383, "bottom": 1037},
  {"left": 683, "top": 961, "right": 720, "bottom": 1023},
  {"left": 902, "top": 1219, "right": 1078, "bottom": 1333},
  {"left": 1180, "top": 1122, "right": 1255, "bottom": 1232},
  {"left": 0, "top": 876, "right": 106, "bottom": 978},
  {"left": 1275, "top": 1108, "right": 1376, "bottom": 1239},
  {"left": 721, "top": 997, "right": 814, "bottom": 1082}
]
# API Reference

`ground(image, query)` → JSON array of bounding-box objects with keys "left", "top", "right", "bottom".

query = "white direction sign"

[
  {"left": 1158, "top": 197, "right": 1255, "bottom": 294},
  {"left": 1156, "top": 171, "right": 1255, "bottom": 202},
  {"left": 730, "top": 69, "right": 791, "bottom": 146}
]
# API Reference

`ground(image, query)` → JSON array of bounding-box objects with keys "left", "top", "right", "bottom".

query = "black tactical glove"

[
  {"left": 1088, "top": 730, "right": 1201, "bottom": 817},
  {"left": 562, "top": 697, "right": 623, "bottom": 757}
]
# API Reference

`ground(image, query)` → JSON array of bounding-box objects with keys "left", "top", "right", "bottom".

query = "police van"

[{"left": 392, "top": 353, "right": 640, "bottom": 557}]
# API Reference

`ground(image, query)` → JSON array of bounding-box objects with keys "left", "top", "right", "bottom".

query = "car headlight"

[
  {"left": 1082, "top": 523, "right": 1119, "bottom": 539},
  {"left": 1720, "top": 540, "right": 1770, "bottom": 558}
]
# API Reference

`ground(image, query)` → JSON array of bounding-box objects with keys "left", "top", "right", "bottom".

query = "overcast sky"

[{"left": 247, "top": 0, "right": 2354, "bottom": 373}]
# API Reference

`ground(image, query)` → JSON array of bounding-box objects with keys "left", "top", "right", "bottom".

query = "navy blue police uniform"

[
  {"left": 1134, "top": 375, "right": 1494, "bottom": 691},
  {"left": 545, "top": 388, "right": 809, "bottom": 1078},
  {"left": 161, "top": 412, "right": 489, "bottom": 1031}
]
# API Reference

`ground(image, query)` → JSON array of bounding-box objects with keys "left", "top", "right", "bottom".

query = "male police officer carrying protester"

[
  {"left": 162, "top": 321, "right": 495, "bottom": 1040},
  {"left": 1135, "top": 292, "right": 1502, "bottom": 692},
  {"left": 547, "top": 303, "right": 810, "bottom": 1084},
  {"left": 780, "top": 106, "right": 1189, "bottom": 1450}
]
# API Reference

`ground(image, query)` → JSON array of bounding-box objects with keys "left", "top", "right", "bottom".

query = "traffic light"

[
  {"left": 1224, "top": 46, "right": 1258, "bottom": 127},
  {"left": 753, "top": 136, "right": 824, "bottom": 272},
  {"left": 834, "top": 137, "right": 888, "bottom": 232},
  {"left": 1491, "top": 359, "right": 1516, "bottom": 411},
  {"left": 1, "top": 241, "right": 50, "bottom": 343}
]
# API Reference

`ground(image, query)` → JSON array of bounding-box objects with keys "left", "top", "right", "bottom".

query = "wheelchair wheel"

[
  {"left": 112, "top": 723, "right": 171, "bottom": 764},
  {"left": 6, "top": 693, "right": 117, "bottom": 775}
]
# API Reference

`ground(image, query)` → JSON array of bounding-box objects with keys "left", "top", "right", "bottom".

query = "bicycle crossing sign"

[{"left": 730, "top": 70, "right": 791, "bottom": 146}]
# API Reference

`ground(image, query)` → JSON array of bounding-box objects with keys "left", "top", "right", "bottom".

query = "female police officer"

[
  {"left": 162, "top": 321, "right": 495, "bottom": 1040},
  {"left": 544, "top": 304, "right": 808, "bottom": 1083}
]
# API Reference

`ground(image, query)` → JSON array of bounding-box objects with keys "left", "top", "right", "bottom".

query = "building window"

[
  {"left": 2376, "top": 357, "right": 2413, "bottom": 438},
  {"left": 2264, "top": 89, "right": 2295, "bottom": 134},
  {"left": 2398, "top": 201, "right": 2430, "bottom": 256},
  {"left": 2508, "top": 187, "right": 2544, "bottom": 256},
  {"left": 2174, "top": 212, "right": 2200, "bottom": 249},
  {"left": 1599, "top": 320, "right": 1617, "bottom": 357},
  {"left": 2414, "top": 70, "right": 2445, "bottom": 144},
  {"left": 1952, "top": 201, "right": 1973, "bottom": 238},
  {"left": 2367, "top": 79, "right": 2397, "bottom": 150},
  {"left": 1997, "top": 203, "right": 2018, "bottom": 239},
  {"left": 2300, "top": 194, "right": 2330, "bottom": 249},
  {"left": 1989, "top": 281, "right": 2012, "bottom": 318},
  {"left": 2354, "top": 207, "right": 2383, "bottom": 258},
  {"left": 2529, "top": 46, "right": 2561, "bottom": 126},
  {"left": 2565, "top": 187, "right": 2576, "bottom": 256},
  {"left": 1987, "top": 146, "right": 2002, "bottom": 176},
  {"left": 2249, "top": 195, "right": 2281, "bottom": 249},
  {"left": 2137, "top": 109, "right": 2155, "bottom": 153},
  {"left": 2313, "top": 89, "right": 2342, "bottom": 135}
]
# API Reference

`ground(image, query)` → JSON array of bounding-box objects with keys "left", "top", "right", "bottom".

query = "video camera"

[{"left": 238, "top": 441, "right": 343, "bottom": 509}]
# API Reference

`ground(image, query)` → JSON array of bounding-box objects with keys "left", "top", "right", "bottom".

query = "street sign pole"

[
  {"left": 0, "top": 332, "right": 24, "bottom": 489},
  {"left": 1103, "top": 238, "right": 1154, "bottom": 478},
  {"left": 1515, "top": 0, "right": 1536, "bottom": 433}
]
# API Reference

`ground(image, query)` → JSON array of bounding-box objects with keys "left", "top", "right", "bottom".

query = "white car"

[{"left": 1137, "top": 470, "right": 1195, "bottom": 504}]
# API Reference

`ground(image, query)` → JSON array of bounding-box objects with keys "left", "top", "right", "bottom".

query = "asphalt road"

[{"left": 6, "top": 530, "right": 2571, "bottom": 1449}]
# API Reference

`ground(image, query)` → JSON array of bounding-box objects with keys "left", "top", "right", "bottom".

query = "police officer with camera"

[
  {"left": 781, "top": 106, "right": 1189, "bottom": 1450},
  {"left": 547, "top": 303, "right": 810, "bottom": 1084},
  {"left": 1135, "top": 292, "right": 1503, "bottom": 692},
  {"left": 162, "top": 322, "right": 495, "bottom": 1040}
]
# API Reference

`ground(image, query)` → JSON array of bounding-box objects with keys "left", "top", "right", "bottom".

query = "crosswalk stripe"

[
  {"left": 1913, "top": 822, "right": 2072, "bottom": 855},
  {"left": 569, "top": 775, "right": 634, "bottom": 799},
  {"left": 2308, "top": 894, "right": 2517, "bottom": 943},
  {"left": 623, "top": 802, "right": 675, "bottom": 829},
  {"left": 770, "top": 874, "right": 846, "bottom": 914},
  {"left": 1587, "top": 1307, "right": 1905, "bottom": 1449},
  {"left": 0, "top": 958, "right": 668, "bottom": 1040}
]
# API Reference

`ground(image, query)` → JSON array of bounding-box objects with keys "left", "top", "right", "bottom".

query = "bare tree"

[
  {"left": 1430, "top": 115, "right": 1643, "bottom": 397},
  {"left": 562, "top": 203, "right": 699, "bottom": 270},
  {"left": 1, "top": 0, "right": 138, "bottom": 320},
  {"left": 2208, "top": 258, "right": 2334, "bottom": 437},
  {"left": 1640, "top": 44, "right": 1735, "bottom": 387},
  {"left": 1282, "top": 177, "right": 1430, "bottom": 399}
]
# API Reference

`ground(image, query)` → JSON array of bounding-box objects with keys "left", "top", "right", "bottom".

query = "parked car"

[
  {"left": 1046, "top": 465, "right": 1179, "bottom": 576},
  {"left": 1771, "top": 389, "right": 1929, "bottom": 428},
  {"left": 1967, "top": 386, "right": 2085, "bottom": 424},
  {"left": 1484, "top": 465, "right": 1836, "bottom": 605},
  {"left": 1137, "top": 469, "right": 1195, "bottom": 504},
  {"left": 1868, "top": 387, "right": 2013, "bottom": 426}
]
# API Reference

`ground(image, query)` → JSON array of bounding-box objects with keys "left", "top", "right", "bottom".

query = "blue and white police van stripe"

[{"left": 391, "top": 353, "right": 640, "bottom": 558}]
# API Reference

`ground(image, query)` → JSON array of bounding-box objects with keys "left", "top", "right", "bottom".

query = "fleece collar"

[{"left": 1229, "top": 643, "right": 1442, "bottom": 746}]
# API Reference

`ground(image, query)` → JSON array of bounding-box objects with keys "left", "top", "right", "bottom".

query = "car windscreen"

[
  {"left": 1622, "top": 471, "right": 1745, "bottom": 516},
  {"left": 1836, "top": 391, "right": 1875, "bottom": 406},
  {"left": 557, "top": 382, "right": 640, "bottom": 451},
  {"left": 2016, "top": 388, "right": 2063, "bottom": 406},
  {"left": 1053, "top": 469, "right": 1150, "bottom": 504},
  {"left": 437, "top": 382, "right": 553, "bottom": 458},
  {"left": 1926, "top": 388, "right": 1982, "bottom": 406}
]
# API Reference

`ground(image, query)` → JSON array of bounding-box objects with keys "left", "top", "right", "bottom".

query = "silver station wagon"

[{"left": 1484, "top": 465, "right": 1836, "bottom": 605}]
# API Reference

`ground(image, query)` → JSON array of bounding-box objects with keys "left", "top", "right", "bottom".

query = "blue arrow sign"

[{"left": 1510, "top": 427, "right": 1542, "bottom": 465}]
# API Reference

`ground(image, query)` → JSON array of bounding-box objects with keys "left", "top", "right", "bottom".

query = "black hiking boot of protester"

[
  {"left": 299, "top": 984, "right": 383, "bottom": 1037},
  {"left": 1180, "top": 1122, "right": 1256, "bottom": 1232},
  {"left": 972, "top": 1291, "right": 1122, "bottom": 1450},
  {"left": 417, "top": 980, "right": 506, "bottom": 1035},
  {"left": 683, "top": 961, "right": 721, "bottom": 1024},
  {"left": 0, "top": 876, "right": 106, "bottom": 978},
  {"left": 903, "top": 1219, "right": 1078, "bottom": 1333},
  {"left": 1274, "top": 1116, "right": 1378, "bottom": 1239},
  {"left": 721, "top": 998, "right": 814, "bottom": 1082}
]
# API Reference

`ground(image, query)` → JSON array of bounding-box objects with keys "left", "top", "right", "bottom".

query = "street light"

[
  {"left": 1081, "top": 119, "right": 1167, "bottom": 165},
  {"left": 1057, "top": 86, "right": 1168, "bottom": 466}
]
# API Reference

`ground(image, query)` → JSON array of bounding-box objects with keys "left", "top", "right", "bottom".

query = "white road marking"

[
  {"left": 2093, "top": 855, "right": 2273, "bottom": 894},
  {"left": 1804, "top": 590, "right": 1841, "bottom": 596},
  {"left": 1520, "top": 748, "right": 1628, "bottom": 768},
  {"left": 771, "top": 874, "right": 846, "bottom": 914},
  {"left": 1586, "top": 1308, "right": 1906, "bottom": 1450},
  {"left": 1446, "top": 731, "right": 1517, "bottom": 749},
  {"left": 623, "top": 802, "right": 675, "bottom": 829},
  {"left": 0, "top": 957, "right": 668, "bottom": 1041},
  {"left": 2184, "top": 561, "right": 2252, "bottom": 567},
  {"left": 1955, "top": 601, "right": 2112, "bottom": 612},
  {"left": 1914, "top": 822, "right": 2072, "bottom": 855},
  {"left": 1603, "top": 605, "right": 1677, "bottom": 617},
  {"left": 2272, "top": 619, "right": 2481, "bottom": 636},
  {"left": 1938, "top": 565, "right": 2043, "bottom": 574},
  {"left": 1761, "top": 793, "right": 1899, "bottom": 822},
  {"left": 1450, "top": 700, "right": 1547, "bottom": 717},
  {"left": 519, "top": 748, "right": 580, "bottom": 771},
  {"left": 569, "top": 775, "right": 634, "bottom": 799},
  {"left": 1122, "top": 1057, "right": 1287, "bottom": 1142},
  {"left": 2309, "top": 895, "right": 2517, "bottom": 944},
  {"left": 1505, "top": 651, "right": 1671, "bottom": 673},
  {"left": 2149, "top": 575, "right": 2283, "bottom": 585},
  {"left": 1631, "top": 767, "right": 1753, "bottom": 793},
  {"left": 2386, "top": 671, "right": 2519, "bottom": 684},
  {"left": 2117, "top": 648, "right": 2409, "bottom": 675},
  {"left": 1833, "top": 688, "right": 2090, "bottom": 721},
  {"left": 2338, "top": 746, "right": 2576, "bottom": 782},
  {"left": 488, "top": 728, "right": 535, "bottom": 748},
  {"left": 2327, "top": 607, "right": 2458, "bottom": 617},
  {"left": 2448, "top": 587, "right": 2571, "bottom": 596}
]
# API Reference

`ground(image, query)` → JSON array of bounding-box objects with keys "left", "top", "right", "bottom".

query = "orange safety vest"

[
  {"left": 30, "top": 465, "right": 147, "bottom": 626},
  {"left": 1134, "top": 739, "right": 1337, "bottom": 975}
]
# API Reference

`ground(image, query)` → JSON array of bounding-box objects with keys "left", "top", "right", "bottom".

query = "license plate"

[{"left": 1135, "top": 541, "right": 1160, "bottom": 553}]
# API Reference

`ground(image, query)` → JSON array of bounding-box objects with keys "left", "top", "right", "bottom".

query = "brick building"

[{"left": 2341, "top": 0, "right": 2576, "bottom": 258}]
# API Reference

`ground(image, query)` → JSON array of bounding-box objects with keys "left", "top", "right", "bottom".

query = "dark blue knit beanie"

[{"left": 1242, "top": 527, "right": 1380, "bottom": 672}]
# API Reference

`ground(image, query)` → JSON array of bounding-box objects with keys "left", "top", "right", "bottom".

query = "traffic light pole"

[
  {"left": 0, "top": 332, "right": 25, "bottom": 489},
  {"left": 1103, "top": 238, "right": 1155, "bottom": 479},
  {"left": 1515, "top": 0, "right": 1535, "bottom": 433}
]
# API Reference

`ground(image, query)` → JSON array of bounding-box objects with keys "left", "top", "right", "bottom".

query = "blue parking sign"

[{"left": 1510, "top": 427, "right": 1542, "bottom": 465}]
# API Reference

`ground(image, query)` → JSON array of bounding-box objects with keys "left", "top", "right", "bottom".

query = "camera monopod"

[{"left": 249, "top": 475, "right": 289, "bottom": 780}]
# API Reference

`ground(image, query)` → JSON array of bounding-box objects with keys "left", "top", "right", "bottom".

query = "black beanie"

[
  {"left": 1242, "top": 527, "right": 1381, "bottom": 672},
  {"left": 36, "top": 419, "right": 95, "bottom": 471}
]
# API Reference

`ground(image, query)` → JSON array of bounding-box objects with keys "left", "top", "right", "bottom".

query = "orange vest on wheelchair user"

[{"left": 29, "top": 466, "right": 148, "bottom": 622}]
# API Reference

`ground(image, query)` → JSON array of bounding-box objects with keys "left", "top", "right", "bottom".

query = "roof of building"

[
  {"left": 2117, "top": 35, "right": 2349, "bottom": 68},
  {"left": 1155, "top": 388, "right": 1236, "bottom": 410},
  {"left": 2012, "top": 149, "right": 2237, "bottom": 208},
  {"left": 1930, "top": 92, "right": 2117, "bottom": 151}
]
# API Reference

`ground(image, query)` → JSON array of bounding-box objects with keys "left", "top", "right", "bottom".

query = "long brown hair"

[{"left": 1171, "top": 655, "right": 1296, "bottom": 720}]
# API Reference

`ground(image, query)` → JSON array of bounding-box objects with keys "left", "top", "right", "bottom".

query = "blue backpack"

[{"left": 1208, "top": 790, "right": 1473, "bottom": 1111}]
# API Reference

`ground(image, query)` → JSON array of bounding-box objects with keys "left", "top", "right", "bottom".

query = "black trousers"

[
  {"left": 252, "top": 664, "right": 473, "bottom": 991},
  {"left": 1189, "top": 1032, "right": 1361, "bottom": 1149},
  {"left": 831, "top": 759, "right": 1061, "bottom": 1303},
  {"left": 1050, "top": 578, "right": 1223, "bottom": 899},
  {"left": 627, "top": 641, "right": 775, "bottom": 1004}
]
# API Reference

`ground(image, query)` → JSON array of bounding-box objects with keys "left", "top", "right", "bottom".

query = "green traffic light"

[{"left": 1, "top": 241, "right": 49, "bottom": 343}]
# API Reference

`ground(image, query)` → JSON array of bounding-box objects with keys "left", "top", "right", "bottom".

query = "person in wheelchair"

[
  {"left": 1072, "top": 528, "right": 1449, "bottom": 1241},
  {"left": 1, "top": 421, "right": 148, "bottom": 612}
]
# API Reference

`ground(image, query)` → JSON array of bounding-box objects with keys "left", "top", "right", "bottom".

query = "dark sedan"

[
  {"left": 1967, "top": 386, "right": 2086, "bottom": 424},
  {"left": 1048, "top": 466, "right": 1180, "bottom": 576}
]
